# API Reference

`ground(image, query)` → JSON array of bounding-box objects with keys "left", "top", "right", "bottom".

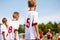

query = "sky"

[{"left": 0, "top": 0, "right": 60, "bottom": 24}]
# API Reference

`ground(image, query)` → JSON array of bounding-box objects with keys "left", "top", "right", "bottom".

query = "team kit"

[
  {"left": 0, "top": 0, "right": 58, "bottom": 40},
  {"left": 0, "top": 0, "right": 40, "bottom": 40}
]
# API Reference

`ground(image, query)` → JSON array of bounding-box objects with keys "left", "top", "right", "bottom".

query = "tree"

[
  {"left": 38, "top": 23, "right": 45, "bottom": 33},
  {"left": 57, "top": 23, "right": 60, "bottom": 33},
  {"left": 45, "top": 21, "right": 53, "bottom": 33},
  {"left": 18, "top": 24, "right": 25, "bottom": 34},
  {"left": 54, "top": 22, "right": 57, "bottom": 33}
]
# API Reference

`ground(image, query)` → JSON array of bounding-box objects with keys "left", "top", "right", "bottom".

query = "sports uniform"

[
  {"left": 25, "top": 11, "right": 38, "bottom": 40},
  {"left": 8, "top": 20, "right": 19, "bottom": 40},
  {"left": 47, "top": 32, "right": 52, "bottom": 40},
  {"left": 1, "top": 24, "right": 8, "bottom": 40}
]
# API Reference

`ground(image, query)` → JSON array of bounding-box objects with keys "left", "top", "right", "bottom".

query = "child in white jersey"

[
  {"left": 24, "top": 0, "right": 40, "bottom": 40},
  {"left": 1, "top": 18, "right": 8, "bottom": 40},
  {"left": 8, "top": 12, "right": 20, "bottom": 40}
]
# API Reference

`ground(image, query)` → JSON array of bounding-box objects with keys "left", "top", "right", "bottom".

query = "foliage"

[
  {"left": 38, "top": 21, "right": 60, "bottom": 34},
  {"left": 18, "top": 24, "right": 25, "bottom": 34},
  {"left": 18, "top": 21, "right": 60, "bottom": 34}
]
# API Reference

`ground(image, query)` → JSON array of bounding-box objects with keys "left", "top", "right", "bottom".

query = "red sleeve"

[
  {"left": 2, "top": 31, "right": 5, "bottom": 34},
  {"left": 32, "top": 22, "right": 38, "bottom": 26}
]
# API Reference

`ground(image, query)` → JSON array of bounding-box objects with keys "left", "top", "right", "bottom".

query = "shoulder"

[
  {"left": 26, "top": 11, "right": 30, "bottom": 15},
  {"left": 1, "top": 24, "right": 5, "bottom": 27},
  {"left": 1, "top": 24, "right": 6, "bottom": 30},
  {"left": 32, "top": 11, "right": 38, "bottom": 16},
  {"left": 32, "top": 11, "right": 38, "bottom": 18},
  {"left": 34, "top": 11, "right": 38, "bottom": 15},
  {"left": 34, "top": 11, "right": 38, "bottom": 13},
  {"left": 13, "top": 21, "right": 19, "bottom": 26},
  {"left": 25, "top": 12, "right": 30, "bottom": 18},
  {"left": 16, "top": 21, "right": 19, "bottom": 24}
]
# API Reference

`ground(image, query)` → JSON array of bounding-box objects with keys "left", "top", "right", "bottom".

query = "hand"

[
  {"left": 14, "top": 38, "right": 17, "bottom": 40},
  {"left": 36, "top": 34, "right": 40, "bottom": 40},
  {"left": 4, "top": 38, "right": 6, "bottom": 40}
]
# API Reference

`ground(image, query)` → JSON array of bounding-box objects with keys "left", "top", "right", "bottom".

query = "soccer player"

[
  {"left": 8, "top": 12, "right": 20, "bottom": 40},
  {"left": 40, "top": 32, "right": 43, "bottom": 40},
  {"left": 47, "top": 29, "right": 52, "bottom": 40},
  {"left": 24, "top": 0, "right": 39, "bottom": 40},
  {"left": 1, "top": 18, "right": 8, "bottom": 40}
]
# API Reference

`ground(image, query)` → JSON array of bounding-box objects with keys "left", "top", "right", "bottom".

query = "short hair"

[
  {"left": 28, "top": 0, "right": 36, "bottom": 7},
  {"left": 13, "top": 12, "right": 19, "bottom": 18},
  {"left": 2, "top": 18, "right": 7, "bottom": 23}
]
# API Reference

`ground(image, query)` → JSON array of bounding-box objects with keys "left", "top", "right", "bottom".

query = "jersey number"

[
  {"left": 25, "top": 18, "right": 30, "bottom": 28},
  {"left": 25, "top": 18, "right": 35, "bottom": 28},
  {"left": 8, "top": 26, "right": 12, "bottom": 33}
]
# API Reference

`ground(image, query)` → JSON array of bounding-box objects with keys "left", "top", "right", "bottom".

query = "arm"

[
  {"left": 14, "top": 29, "right": 18, "bottom": 40},
  {"left": 2, "top": 31, "right": 6, "bottom": 40},
  {"left": 35, "top": 24, "right": 40, "bottom": 39},
  {"left": 33, "top": 12, "right": 39, "bottom": 39}
]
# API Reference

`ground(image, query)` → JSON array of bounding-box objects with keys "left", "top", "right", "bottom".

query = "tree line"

[{"left": 18, "top": 21, "right": 60, "bottom": 34}]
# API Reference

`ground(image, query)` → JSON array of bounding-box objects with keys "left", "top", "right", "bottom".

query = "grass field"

[{"left": 19, "top": 33, "right": 59, "bottom": 40}]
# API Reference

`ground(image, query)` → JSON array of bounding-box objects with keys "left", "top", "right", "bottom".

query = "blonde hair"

[
  {"left": 28, "top": 0, "right": 36, "bottom": 7},
  {"left": 13, "top": 12, "right": 19, "bottom": 18}
]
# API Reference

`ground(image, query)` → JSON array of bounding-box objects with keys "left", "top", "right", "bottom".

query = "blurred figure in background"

[
  {"left": 58, "top": 33, "right": 60, "bottom": 40},
  {"left": 40, "top": 31, "right": 43, "bottom": 40},
  {"left": 47, "top": 29, "right": 52, "bottom": 40}
]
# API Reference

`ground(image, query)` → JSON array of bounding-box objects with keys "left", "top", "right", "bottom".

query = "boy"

[
  {"left": 24, "top": 0, "right": 39, "bottom": 40},
  {"left": 8, "top": 12, "right": 20, "bottom": 40}
]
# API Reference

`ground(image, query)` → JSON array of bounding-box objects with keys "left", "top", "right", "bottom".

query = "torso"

[{"left": 25, "top": 11, "right": 38, "bottom": 39}]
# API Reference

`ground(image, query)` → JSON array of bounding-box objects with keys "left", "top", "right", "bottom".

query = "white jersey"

[
  {"left": 25, "top": 11, "right": 38, "bottom": 39},
  {"left": 8, "top": 20, "right": 19, "bottom": 40},
  {"left": 0, "top": 24, "right": 8, "bottom": 40}
]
